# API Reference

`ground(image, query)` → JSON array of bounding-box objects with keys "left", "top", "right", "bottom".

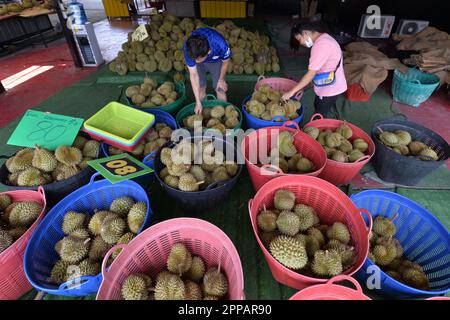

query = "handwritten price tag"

[
  {"left": 88, "top": 153, "right": 153, "bottom": 184},
  {"left": 7, "top": 110, "right": 84, "bottom": 150},
  {"left": 132, "top": 25, "right": 149, "bottom": 42}
]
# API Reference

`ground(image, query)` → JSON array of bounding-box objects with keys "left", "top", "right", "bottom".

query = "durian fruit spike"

[
  {"left": 32, "top": 146, "right": 58, "bottom": 172},
  {"left": 269, "top": 235, "right": 308, "bottom": 270},
  {"left": 0, "top": 194, "right": 12, "bottom": 211},
  {"left": 326, "top": 222, "right": 351, "bottom": 244},
  {"left": 100, "top": 216, "right": 126, "bottom": 244},
  {"left": 62, "top": 211, "right": 87, "bottom": 235},
  {"left": 121, "top": 274, "right": 150, "bottom": 300},
  {"left": 202, "top": 265, "right": 229, "bottom": 298},
  {"left": 0, "top": 229, "right": 13, "bottom": 254},
  {"left": 185, "top": 280, "right": 203, "bottom": 300},
  {"left": 82, "top": 140, "right": 100, "bottom": 158},
  {"left": 127, "top": 202, "right": 147, "bottom": 234},
  {"left": 9, "top": 201, "right": 43, "bottom": 227},
  {"left": 167, "top": 242, "right": 193, "bottom": 276},
  {"left": 154, "top": 274, "right": 186, "bottom": 300},
  {"left": 89, "top": 236, "right": 112, "bottom": 261},
  {"left": 54, "top": 146, "right": 83, "bottom": 166},
  {"left": 59, "top": 236, "right": 90, "bottom": 263},
  {"left": 17, "top": 168, "right": 47, "bottom": 187},
  {"left": 311, "top": 250, "right": 343, "bottom": 277},
  {"left": 294, "top": 204, "right": 318, "bottom": 232},
  {"left": 109, "top": 197, "right": 135, "bottom": 217},
  {"left": 185, "top": 256, "right": 206, "bottom": 283},
  {"left": 273, "top": 189, "right": 296, "bottom": 211},
  {"left": 276, "top": 210, "right": 300, "bottom": 236},
  {"left": 372, "top": 214, "right": 398, "bottom": 238},
  {"left": 257, "top": 210, "right": 278, "bottom": 232},
  {"left": 49, "top": 260, "right": 71, "bottom": 284},
  {"left": 88, "top": 210, "right": 113, "bottom": 236},
  {"left": 372, "top": 242, "right": 397, "bottom": 266}
]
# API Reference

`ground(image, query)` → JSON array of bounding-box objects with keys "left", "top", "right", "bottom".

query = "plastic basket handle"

[
  {"left": 58, "top": 275, "right": 98, "bottom": 291},
  {"left": 326, "top": 275, "right": 365, "bottom": 295},
  {"left": 203, "top": 94, "right": 217, "bottom": 101},
  {"left": 310, "top": 113, "right": 324, "bottom": 122},
  {"left": 205, "top": 180, "right": 228, "bottom": 190},
  {"left": 260, "top": 164, "right": 283, "bottom": 175},
  {"left": 271, "top": 115, "right": 288, "bottom": 122},
  {"left": 256, "top": 75, "right": 266, "bottom": 83},
  {"left": 359, "top": 208, "right": 373, "bottom": 234},
  {"left": 294, "top": 90, "right": 304, "bottom": 100},
  {"left": 101, "top": 244, "right": 127, "bottom": 278},
  {"left": 143, "top": 150, "right": 157, "bottom": 163},
  {"left": 412, "top": 79, "right": 421, "bottom": 85},
  {"left": 281, "top": 121, "right": 300, "bottom": 131},
  {"left": 248, "top": 199, "right": 256, "bottom": 225},
  {"left": 89, "top": 172, "right": 104, "bottom": 185}
]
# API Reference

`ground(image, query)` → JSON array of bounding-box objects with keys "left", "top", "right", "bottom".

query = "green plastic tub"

[
  {"left": 122, "top": 81, "right": 187, "bottom": 115},
  {"left": 176, "top": 95, "right": 243, "bottom": 135},
  {"left": 83, "top": 102, "right": 155, "bottom": 149}
]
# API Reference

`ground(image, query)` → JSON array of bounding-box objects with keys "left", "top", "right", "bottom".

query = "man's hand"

[
  {"left": 194, "top": 102, "right": 203, "bottom": 114},
  {"left": 216, "top": 79, "right": 228, "bottom": 93}
]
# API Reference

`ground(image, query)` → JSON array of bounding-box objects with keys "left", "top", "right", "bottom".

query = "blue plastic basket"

[
  {"left": 242, "top": 95, "right": 304, "bottom": 129},
  {"left": 392, "top": 68, "right": 440, "bottom": 107},
  {"left": 351, "top": 190, "right": 450, "bottom": 298},
  {"left": 24, "top": 173, "right": 153, "bottom": 297}
]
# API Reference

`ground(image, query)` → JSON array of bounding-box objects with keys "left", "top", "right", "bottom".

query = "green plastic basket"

[
  {"left": 392, "top": 68, "right": 440, "bottom": 107},
  {"left": 176, "top": 95, "right": 243, "bottom": 134},
  {"left": 122, "top": 81, "right": 187, "bottom": 115},
  {"left": 83, "top": 102, "right": 155, "bottom": 146}
]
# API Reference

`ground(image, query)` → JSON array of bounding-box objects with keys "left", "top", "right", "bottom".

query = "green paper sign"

[
  {"left": 88, "top": 153, "right": 153, "bottom": 184},
  {"left": 7, "top": 110, "right": 84, "bottom": 150}
]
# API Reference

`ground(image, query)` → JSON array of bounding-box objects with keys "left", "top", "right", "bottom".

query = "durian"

[
  {"left": 372, "top": 242, "right": 397, "bottom": 266},
  {"left": 186, "top": 256, "right": 206, "bottom": 283},
  {"left": 121, "top": 274, "right": 150, "bottom": 300},
  {"left": 178, "top": 173, "right": 200, "bottom": 192},
  {"left": 294, "top": 204, "right": 318, "bottom": 232},
  {"left": 110, "top": 197, "right": 135, "bottom": 217},
  {"left": 273, "top": 190, "right": 295, "bottom": 211},
  {"left": 66, "top": 259, "right": 100, "bottom": 282},
  {"left": 185, "top": 280, "right": 202, "bottom": 300},
  {"left": 203, "top": 267, "right": 229, "bottom": 298},
  {"left": 7, "top": 227, "right": 27, "bottom": 241},
  {"left": 0, "top": 229, "right": 13, "bottom": 253},
  {"left": 127, "top": 202, "right": 147, "bottom": 233},
  {"left": 6, "top": 149, "right": 34, "bottom": 173},
  {"left": 112, "top": 232, "right": 135, "bottom": 259},
  {"left": 17, "top": 168, "right": 46, "bottom": 187},
  {"left": 326, "top": 222, "right": 351, "bottom": 244},
  {"left": 50, "top": 260, "right": 71, "bottom": 284},
  {"left": 312, "top": 250, "right": 343, "bottom": 277},
  {"left": 32, "top": 148, "right": 58, "bottom": 172},
  {"left": 336, "top": 124, "right": 353, "bottom": 139},
  {"left": 257, "top": 210, "right": 278, "bottom": 232},
  {"left": 0, "top": 194, "right": 12, "bottom": 211},
  {"left": 89, "top": 236, "right": 112, "bottom": 261},
  {"left": 83, "top": 140, "right": 100, "bottom": 158},
  {"left": 101, "top": 216, "right": 126, "bottom": 244},
  {"left": 59, "top": 236, "right": 90, "bottom": 263},
  {"left": 9, "top": 201, "right": 43, "bottom": 227},
  {"left": 55, "top": 146, "right": 83, "bottom": 166},
  {"left": 269, "top": 235, "right": 308, "bottom": 270},
  {"left": 154, "top": 274, "right": 186, "bottom": 300},
  {"left": 353, "top": 138, "right": 369, "bottom": 152},
  {"left": 62, "top": 211, "right": 87, "bottom": 235},
  {"left": 88, "top": 211, "right": 112, "bottom": 236},
  {"left": 167, "top": 243, "right": 192, "bottom": 275},
  {"left": 373, "top": 215, "right": 397, "bottom": 238},
  {"left": 276, "top": 210, "right": 300, "bottom": 236}
]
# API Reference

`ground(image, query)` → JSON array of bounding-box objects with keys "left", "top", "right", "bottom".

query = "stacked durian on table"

[
  {"left": 377, "top": 129, "right": 439, "bottom": 161},
  {"left": 368, "top": 215, "right": 430, "bottom": 291},
  {"left": 0, "top": 194, "right": 43, "bottom": 254},
  {"left": 245, "top": 84, "right": 301, "bottom": 121},
  {"left": 257, "top": 189, "right": 356, "bottom": 278},
  {"left": 109, "top": 13, "right": 280, "bottom": 76},
  {"left": 159, "top": 139, "right": 239, "bottom": 192},
  {"left": 121, "top": 243, "right": 229, "bottom": 300},
  {"left": 304, "top": 124, "right": 369, "bottom": 163},
  {"left": 125, "top": 76, "right": 180, "bottom": 109},
  {"left": 4, "top": 136, "right": 100, "bottom": 187},
  {"left": 182, "top": 105, "right": 240, "bottom": 134},
  {"left": 49, "top": 197, "right": 148, "bottom": 285}
]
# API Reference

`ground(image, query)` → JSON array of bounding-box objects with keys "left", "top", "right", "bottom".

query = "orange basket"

[
  {"left": 289, "top": 275, "right": 371, "bottom": 300},
  {"left": 248, "top": 176, "right": 372, "bottom": 290},
  {"left": 303, "top": 114, "right": 376, "bottom": 185},
  {"left": 345, "top": 84, "right": 371, "bottom": 102},
  {"left": 241, "top": 121, "right": 327, "bottom": 191},
  {"left": 0, "top": 187, "right": 47, "bottom": 300}
]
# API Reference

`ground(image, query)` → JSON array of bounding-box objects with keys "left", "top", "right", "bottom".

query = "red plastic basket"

[
  {"left": 0, "top": 187, "right": 47, "bottom": 300},
  {"left": 254, "top": 76, "right": 303, "bottom": 100},
  {"left": 241, "top": 121, "right": 327, "bottom": 191},
  {"left": 345, "top": 83, "right": 371, "bottom": 102},
  {"left": 96, "top": 218, "right": 245, "bottom": 300},
  {"left": 248, "top": 175, "right": 372, "bottom": 290},
  {"left": 303, "top": 114, "right": 376, "bottom": 185},
  {"left": 289, "top": 275, "right": 371, "bottom": 300}
]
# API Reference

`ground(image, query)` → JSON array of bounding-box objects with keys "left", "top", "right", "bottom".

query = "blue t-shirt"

[{"left": 183, "top": 28, "right": 231, "bottom": 67}]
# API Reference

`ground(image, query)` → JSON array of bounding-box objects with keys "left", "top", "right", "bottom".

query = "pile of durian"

[
  {"left": 377, "top": 129, "right": 439, "bottom": 161},
  {"left": 304, "top": 124, "right": 369, "bottom": 163},
  {"left": 368, "top": 215, "right": 430, "bottom": 291},
  {"left": 49, "top": 197, "right": 148, "bottom": 285},
  {"left": 0, "top": 1, "right": 53, "bottom": 16},
  {"left": 257, "top": 189, "right": 355, "bottom": 278},
  {"left": 245, "top": 84, "right": 301, "bottom": 121},
  {"left": 159, "top": 139, "right": 239, "bottom": 192},
  {"left": 125, "top": 76, "right": 180, "bottom": 108},
  {"left": 121, "top": 243, "right": 229, "bottom": 300},
  {"left": 109, "top": 13, "right": 279, "bottom": 76},
  {"left": 260, "top": 131, "right": 315, "bottom": 174},
  {"left": 182, "top": 105, "right": 240, "bottom": 134},
  {"left": 108, "top": 122, "right": 173, "bottom": 160},
  {"left": 4, "top": 136, "right": 100, "bottom": 187},
  {"left": 0, "top": 194, "right": 43, "bottom": 254}
]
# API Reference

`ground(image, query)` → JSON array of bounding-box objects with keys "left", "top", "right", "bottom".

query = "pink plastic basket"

[
  {"left": 255, "top": 76, "right": 303, "bottom": 100},
  {"left": 96, "top": 218, "right": 245, "bottom": 300},
  {"left": 303, "top": 113, "right": 376, "bottom": 185},
  {"left": 0, "top": 187, "right": 47, "bottom": 300},
  {"left": 289, "top": 275, "right": 371, "bottom": 300},
  {"left": 241, "top": 121, "right": 327, "bottom": 191},
  {"left": 248, "top": 175, "right": 372, "bottom": 290}
]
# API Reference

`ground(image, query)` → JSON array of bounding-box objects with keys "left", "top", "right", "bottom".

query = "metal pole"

[{"left": 53, "top": 0, "right": 82, "bottom": 68}]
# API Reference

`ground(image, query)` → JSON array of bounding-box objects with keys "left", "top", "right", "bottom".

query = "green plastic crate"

[
  {"left": 83, "top": 102, "right": 155, "bottom": 145},
  {"left": 176, "top": 95, "right": 243, "bottom": 134}
]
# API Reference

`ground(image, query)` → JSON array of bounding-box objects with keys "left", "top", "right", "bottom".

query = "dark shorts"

[
  {"left": 314, "top": 94, "right": 340, "bottom": 119},
  {"left": 197, "top": 61, "right": 222, "bottom": 90}
]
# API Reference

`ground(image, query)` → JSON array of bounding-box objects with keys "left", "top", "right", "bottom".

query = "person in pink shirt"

[{"left": 282, "top": 22, "right": 347, "bottom": 118}]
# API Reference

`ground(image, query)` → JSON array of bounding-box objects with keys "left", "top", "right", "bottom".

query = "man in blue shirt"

[{"left": 184, "top": 28, "right": 231, "bottom": 114}]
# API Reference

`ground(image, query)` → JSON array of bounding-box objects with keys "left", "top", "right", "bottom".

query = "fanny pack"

[{"left": 313, "top": 57, "right": 342, "bottom": 87}]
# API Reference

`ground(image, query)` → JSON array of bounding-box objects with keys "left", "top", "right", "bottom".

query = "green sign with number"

[
  {"left": 7, "top": 109, "right": 84, "bottom": 150},
  {"left": 88, "top": 153, "right": 153, "bottom": 184}
]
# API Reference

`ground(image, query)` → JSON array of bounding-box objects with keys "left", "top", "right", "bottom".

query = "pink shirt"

[{"left": 309, "top": 33, "right": 347, "bottom": 97}]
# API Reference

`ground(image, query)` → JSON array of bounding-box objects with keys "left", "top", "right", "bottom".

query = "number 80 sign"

[{"left": 88, "top": 153, "right": 153, "bottom": 184}]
